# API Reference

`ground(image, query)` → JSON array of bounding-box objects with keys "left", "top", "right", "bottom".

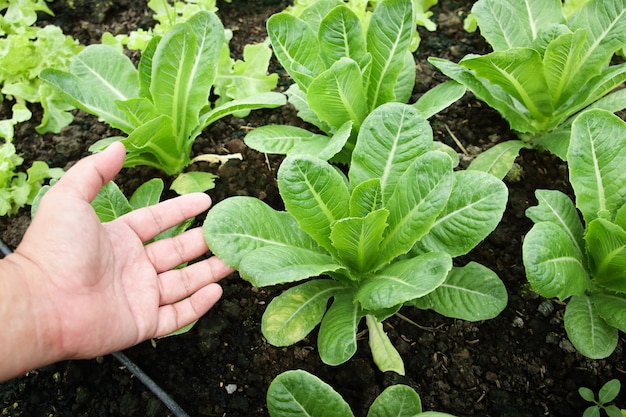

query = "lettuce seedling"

[
  {"left": 40, "top": 11, "right": 285, "bottom": 193},
  {"left": 204, "top": 103, "right": 508, "bottom": 373},
  {"left": 244, "top": 0, "right": 465, "bottom": 162},
  {"left": 523, "top": 109, "right": 626, "bottom": 359},
  {"left": 0, "top": 0, "right": 83, "bottom": 138},
  {"left": 0, "top": 140, "right": 63, "bottom": 216},
  {"left": 431, "top": 0, "right": 626, "bottom": 179},
  {"left": 101, "top": 0, "right": 225, "bottom": 51},
  {"left": 267, "top": 369, "right": 458, "bottom": 417},
  {"left": 579, "top": 379, "right": 625, "bottom": 417}
]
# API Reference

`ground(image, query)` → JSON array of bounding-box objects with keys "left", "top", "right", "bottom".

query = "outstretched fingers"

[
  {"left": 116, "top": 193, "right": 212, "bottom": 243},
  {"left": 154, "top": 283, "right": 224, "bottom": 338},
  {"left": 145, "top": 228, "right": 210, "bottom": 273},
  {"left": 157, "top": 256, "right": 233, "bottom": 305}
]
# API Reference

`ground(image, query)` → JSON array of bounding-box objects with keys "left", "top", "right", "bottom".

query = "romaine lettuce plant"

[
  {"left": 0, "top": 0, "right": 83, "bottom": 138},
  {"left": 204, "top": 103, "right": 508, "bottom": 373},
  {"left": 283, "top": 0, "right": 439, "bottom": 52},
  {"left": 523, "top": 109, "right": 626, "bottom": 359},
  {"left": 431, "top": 0, "right": 626, "bottom": 178},
  {"left": 244, "top": 0, "right": 465, "bottom": 162},
  {"left": 40, "top": 11, "right": 285, "bottom": 193},
  {"left": 267, "top": 369, "right": 457, "bottom": 417}
]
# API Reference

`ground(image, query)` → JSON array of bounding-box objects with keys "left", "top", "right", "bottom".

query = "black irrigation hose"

[
  {"left": 111, "top": 352, "right": 191, "bottom": 417},
  {"left": 0, "top": 238, "right": 190, "bottom": 417}
]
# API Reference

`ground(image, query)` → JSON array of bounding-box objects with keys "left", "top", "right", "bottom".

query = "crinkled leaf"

[
  {"left": 202, "top": 196, "right": 320, "bottom": 268},
  {"left": 318, "top": 5, "right": 366, "bottom": 68},
  {"left": 267, "top": 12, "right": 325, "bottom": 91},
  {"left": 297, "top": 0, "right": 344, "bottom": 34},
  {"left": 120, "top": 115, "right": 187, "bottom": 175},
  {"left": 461, "top": 49, "right": 553, "bottom": 121},
  {"left": 591, "top": 292, "right": 626, "bottom": 333},
  {"left": 526, "top": 189, "right": 586, "bottom": 259},
  {"left": 318, "top": 289, "right": 361, "bottom": 366},
  {"left": 564, "top": 294, "right": 618, "bottom": 359},
  {"left": 115, "top": 97, "right": 159, "bottom": 126},
  {"left": 151, "top": 12, "right": 223, "bottom": 143},
  {"left": 307, "top": 58, "right": 369, "bottom": 131},
  {"left": 421, "top": 262, "right": 507, "bottom": 321},
  {"left": 568, "top": 109, "right": 626, "bottom": 223},
  {"left": 413, "top": 170, "right": 507, "bottom": 257},
  {"left": 240, "top": 246, "right": 344, "bottom": 287},
  {"left": 365, "top": 0, "right": 414, "bottom": 108},
  {"left": 214, "top": 42, "right": 278, "bottom": 102},
  {"left": 429, "top": 57, "right": 537, "bottom": 134},
  {"left": 365, "top": 316, "right": 405, "bottom": 376},
  {"left": 471, "top": 0, "right": 565, "bottom": 50},
  {"left": 568, "top": 0, "right": 626, "bottom": 85},
  {"left": 543, "top": 29, "right": 588, "bottom": 108},
  {"left": 278, "top": 155, "right": 350, "bottom": 253},
  {"left": 523, "top": 221, "right": 590, "bottom": 299},
  {"left": 267, "top": 370, "right": 354, "bottom": 417},
  {"left": 585, "top": 218, "right": 626, "bottom": 293},
  {"left": 349, "top": 178, "right": 383, "bottom": 218},
  {"left": 393, "top": 50, "right": 417, "bottom": 104},
  {"left": 40, "top": 45, "right": 140, "bottom": 133},
  {"left": 262, "top": 280, "right": 345, "bottom": 346},
  {"left": 285, "top": 83, "right": 333, "bottom": 133},
  {"left": 331, "top": 209, "right": 389, "bottom": 273},
  {"left": 380, "top": 151, "right": 453, "bottom": 264},
  {"left": 356, "top": 252, "right": 452, "bottom": 311},
  {"left": 350, "top": 103, "right": 434, "bottom": 200}
]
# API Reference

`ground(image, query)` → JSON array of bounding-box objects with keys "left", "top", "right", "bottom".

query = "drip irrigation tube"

[{"left": 0, "top": 238, "right": 190, "bottom": 417}]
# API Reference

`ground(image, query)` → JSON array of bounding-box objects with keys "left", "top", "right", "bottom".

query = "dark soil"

[{"left": 1, "top": 1, "right": 625, "bottom": 416}]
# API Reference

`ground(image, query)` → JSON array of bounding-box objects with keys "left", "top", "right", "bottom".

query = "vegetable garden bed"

[{"left": 1, "top": 0, "right": 625, "bottom": 416}]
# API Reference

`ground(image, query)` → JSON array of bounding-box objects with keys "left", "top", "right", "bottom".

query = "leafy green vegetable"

[
  {"left": 204, "top": 103, "right": 508, "bottom": 372},
  {"left": 522, "top": 109, "right": 626, "bottom": 359},
  {"left": 431, "top": 0, "right": 626, "bottom": 178},
  {"left": 283, "top": 0, "right": 439, "bottom": 52},
  {"left": 244, "top": 0, "right": 464, "bottom": 162},
  {"left": 0, "top": 140, "right": 63, "bottom": 216},
  {"left": 0, "top": 0, "right": 83, "bottom": 138},
  {"left": 41, "top": 11, "right": 285, "bottom": 193},
  {"left": 267, "top": 369, "right": 458, "bottom": 417}
]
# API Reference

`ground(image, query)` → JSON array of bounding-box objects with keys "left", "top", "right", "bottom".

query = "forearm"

[{"left": 0, "top": 254, "right": 63, "bottom": 382}]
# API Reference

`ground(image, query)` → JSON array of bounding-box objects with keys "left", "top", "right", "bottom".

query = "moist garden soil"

[{"left": 1, "top": 1, "right": 625, "bottom": 416}]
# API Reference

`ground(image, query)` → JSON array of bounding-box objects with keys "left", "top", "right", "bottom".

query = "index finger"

[{"left": 115, "top": 193, "right": 212, "bottom": 242}]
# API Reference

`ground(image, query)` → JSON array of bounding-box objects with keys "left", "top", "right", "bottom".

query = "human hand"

[{"left": 1, "top": 142, "right": 233, "bottom": 379}]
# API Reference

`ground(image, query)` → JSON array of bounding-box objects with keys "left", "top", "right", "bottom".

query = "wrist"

[{"left": 0, "top": 253, "right": 64, "bottom": 380}]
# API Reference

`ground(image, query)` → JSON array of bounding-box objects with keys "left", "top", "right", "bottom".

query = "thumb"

[{"left": 52, "top": 142, "right": 127, "bottom": 202}]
